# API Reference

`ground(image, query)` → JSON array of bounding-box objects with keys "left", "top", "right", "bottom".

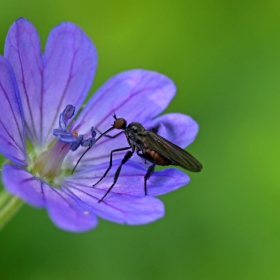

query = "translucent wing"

[{"left": 143, "top": 130, "right": 202, "bottom": 172}]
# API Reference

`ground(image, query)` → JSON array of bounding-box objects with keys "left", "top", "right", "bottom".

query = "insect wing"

[{"left": 144, "top": 131, "right": 202, "bottom": 172}]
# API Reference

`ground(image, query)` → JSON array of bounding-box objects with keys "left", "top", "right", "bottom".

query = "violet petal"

[
  {"left": 77, "top": 69, "right": 175, "bottom": 131},
  {"left": 43, "top": 185, "right": 98, "bottom": 232},
  {"left": 2, "top": 163, "right": 45, "bottom": 207},
  {"left": 2, "top": 163, "right": 98, "bottom": 232},
  {"left": 0, "top": 56, "right": 27, "bottom": 165},
  {"left": 143, "top": 168, "right": 190, "bottom": 196},
  {"left": 146, "top": 113, "right": 199, "bottom": 148},
  {"left": 5, "top": 18, "right": 97, "bottom": 148},
  {"left": 69, "top": 70, "right": 176, "bottom": 167},
  {"left": 4, "top": 19, "right": 43, "bottom": 146},
  {"left": 42, "top": 22, "right": 97, "bottom": 146},
  {"left": 68, "top": 160, "right": 189, "bottom": 197},
  {"left": 64, "top": 184, "right": 165, "bottom": 225}
]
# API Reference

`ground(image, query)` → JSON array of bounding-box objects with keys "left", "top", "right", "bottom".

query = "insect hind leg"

[
  {"left": 136, "top": 150, "right": 155, "bottom": 196},
  {"left": 144, "top": 163, "right": 156, "bottom": 196}
]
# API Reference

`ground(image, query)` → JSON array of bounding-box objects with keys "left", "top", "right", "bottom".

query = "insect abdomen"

[{"left": 144, "top": 149, "right": 171, "bottom": 166}]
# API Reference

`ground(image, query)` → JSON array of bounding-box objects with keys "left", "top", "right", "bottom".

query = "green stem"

[
  {"left": 0, "top": 189, "right": 24, "bottom": 230},
  {"left": 0, "top": 189, "right": 11, "bottom": 208}
]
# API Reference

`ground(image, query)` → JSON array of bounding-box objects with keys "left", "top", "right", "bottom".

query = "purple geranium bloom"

[{"left": 0, "top": 18, "right": 199, "bottom": 232}]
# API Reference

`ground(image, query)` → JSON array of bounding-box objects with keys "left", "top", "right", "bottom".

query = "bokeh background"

[{"left": 0, "top": 0, "right": 279, "bottom": 279}]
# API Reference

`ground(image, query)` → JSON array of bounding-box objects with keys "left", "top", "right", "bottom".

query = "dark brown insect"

[{"left": 73, "top": 114, "right": 202, "bottom": 202}]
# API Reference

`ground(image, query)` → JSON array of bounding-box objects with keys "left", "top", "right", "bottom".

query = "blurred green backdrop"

[{"left": 1, "top": 0, "right": 280, "bottom": 279}]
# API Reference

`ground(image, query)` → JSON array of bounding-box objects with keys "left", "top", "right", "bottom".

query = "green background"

[{"left": 1, "top": 0, "right": 279, "bottom": 279}]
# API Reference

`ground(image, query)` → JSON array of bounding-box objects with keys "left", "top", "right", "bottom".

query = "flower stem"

[{"left": 0, "top": 189, "right": 24, "bottom": 230}]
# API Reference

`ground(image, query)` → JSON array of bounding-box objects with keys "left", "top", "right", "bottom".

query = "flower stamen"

[{"left": 33, "top": 105, "right": 96, "bottom": 179}]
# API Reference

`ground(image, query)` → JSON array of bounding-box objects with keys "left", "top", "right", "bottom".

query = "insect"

[{"left": 73, "top": 114, "right": 202, "bottom": 202}]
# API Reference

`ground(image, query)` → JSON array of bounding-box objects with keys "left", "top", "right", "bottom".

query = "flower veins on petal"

[{"left": 0, "top": 18, "right": 199, "bottom": 232}]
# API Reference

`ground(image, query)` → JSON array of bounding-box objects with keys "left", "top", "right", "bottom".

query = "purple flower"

[{"left": 0, "top": 18, "right": 199, "bottom": 232}]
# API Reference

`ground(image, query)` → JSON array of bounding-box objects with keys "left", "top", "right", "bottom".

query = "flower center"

[
  {"left": 32, "top": 105, "right": 96, "bottom": 180},
  {"left": 33, "top": 140, "right": 70, "bottom": 178}
]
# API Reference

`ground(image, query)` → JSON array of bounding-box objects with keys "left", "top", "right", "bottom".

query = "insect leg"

[
  {"left": 135, "top": 150, "right": 155, "bottom": 195},
  {"left": 72, "top": 146, "right": 91, "bottom": 174},
  {"left": 93, "top": 147, "right": 131, "bottom": 187},
  {"left": 95, "top": 127, "right": 123, "bottom": 139},
  {"left": 98, "top": 149, "right": 134, "bottom": 202},
  {"left": 144, "top": 164, "right": 156, "bottom": 195},
  {"left": 104, "top": 131, "right": 123, "bottom": 139},
  {"left": 72, "top": 127, "right": 122, "bottom": 174}
]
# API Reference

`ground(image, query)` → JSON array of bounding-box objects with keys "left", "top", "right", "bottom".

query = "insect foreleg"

[
  {"left": 104, "top": 131, "right": 123, "bottom": 139},
  {"left": 95, "top": 127, "right": 124, "bottom": 139}
]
